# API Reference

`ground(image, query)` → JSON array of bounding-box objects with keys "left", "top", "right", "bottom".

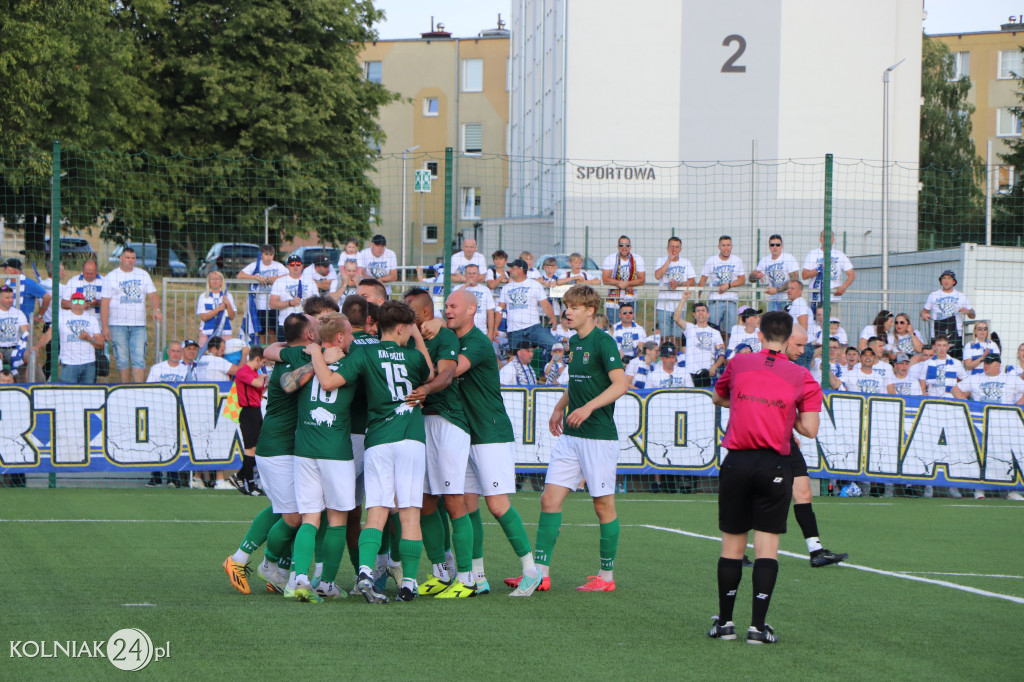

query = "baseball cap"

[
  {"left": 659, "top": 343, "right": 677, "bottom": 357},
  {"left": 984, "top": 354, "right": 1001, "bottom": 364},
  {"left": 313, "top": 254, "right": 330, "bottom": 266},
  {"left": 4, "top": 257, "right": 22, "bottom": 270},
  {"left": 70, "top": 292, "right": 87, "bottom": 303},
  {"left": 286, "top": 254, "right": 303, "bottom": 265},
  {"left": 739, "top": 307, "right": 762, "bottom": 320},
  {"left": 552, "top": 342, "right": 565, "bottom": 351},
  {"left": 371, "top": 234, "right": 387, "bottom": 245},
  {"left": 940, "top": 269, "right": 957, "bottom": 284},
  {"left": 183, "top": 339, "right": 200, "bottom": 348},
  {"left": 509, "top": 258, "right": 529, "bottom": 271},
  {"left": 895, "top": 353, "right": 910, "bottom": 363},
  {"left": 514, "top": 340, "right": 537, "bottom": 350}
]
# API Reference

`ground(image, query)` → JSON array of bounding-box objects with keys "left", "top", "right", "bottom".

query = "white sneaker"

[
  {"left": 213, "top": 480, "right": 234, "bottom": 490},
  {"left": 189, "top": 475, "right": 206, "bottom": 489},
  {"left": 973, "top": 490, "right": 985, "bottom": 500},
  {"left": 1006, "top": 492, "right": 1024, "bottom": 501},
  {"left": 883, "top": 483, "right": 895, "bottom": 498},
  {"left": 258, "top": 562, "right": 287, "bottom": 594},
  {"left": 948, "top": 488, "right": 963, "bottom": 499},
  {"left": 315, "top": 581, "right": 344, "bottom": 599},
  {"left": 923, "top": 485, "right": 934, "bottom": 499}
]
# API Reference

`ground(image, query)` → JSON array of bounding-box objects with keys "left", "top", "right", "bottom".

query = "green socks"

[
  {"left": 469, "top": 508, "right": 485, "bottom": 560},
  {"left": 496, "top": 506, "right": 532, "bottom": 558},
  {"left": 599, "top": 518, "right": 620, "bottom": 571},
  {"left": 266, "top": 518, "right": 298, "bottom": 569},
  {"left": 358, "top": 527, "right": 384, "bottom": 571},
  {"left": 534, "top": 512, "right": 562, "bottom": 566},
  {"left": 291, "top": 523, "right": 317, "bottom": 578},
  {"left": 399, "top": 538, "right": 423, "bottom": 585},
  {"left": 389, "top": 514, "right": 403, "bottom": 563},
  {"left": 438, "top": 503, "right": 452, "bottom": 552},
  {"left": 239, "top": 506, "right": 280, "bottom": 554},
  {"left": 450, "top": 514, "right": 474, "bottom": 572},
  {"left": 321, "top": 525, "right": 347, "bottom": 584},
  {"left": 420, "top": 510, "right": 447, "bottom": 565},
  {"left": 313, "top": 511, "right": 328, "bottom": 563}
]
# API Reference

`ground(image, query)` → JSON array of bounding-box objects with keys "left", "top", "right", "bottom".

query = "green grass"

[{"left": 1, "top": 489, "right": 1021, "bottom": 680}]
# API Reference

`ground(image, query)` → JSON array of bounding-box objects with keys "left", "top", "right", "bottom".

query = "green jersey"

[
  {"left": 455, "top": 326, "right": 515, "bottom": 445},
  {"left": 563, "top": 327, "right": 623, "bottom": 441},
  {"left": 254, "top": 344, "right": 304, "bottom": 457},
  {"left": 349, "top": 330, "right": 379, "bottom": 435},
  {"left": 293, "top": 347, "right": 356, "bottom": 461},
  {"left": 339, "top": 340, "right": 429, "bottom": 448},
  {"left": 407, "top": 327, "right": 469, "bottom": 434}
]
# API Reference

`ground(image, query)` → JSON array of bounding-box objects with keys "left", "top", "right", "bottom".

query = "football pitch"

[{"left": 1, "top": 489, "right": 1021, "bottom": 680}]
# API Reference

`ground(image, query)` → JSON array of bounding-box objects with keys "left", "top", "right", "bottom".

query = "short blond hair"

[
  {"left": 561, "top": 284, "right": 602, "bottom": 314},
  {"left": 318, "top": 313, "right": 350, "bottom": 345}
]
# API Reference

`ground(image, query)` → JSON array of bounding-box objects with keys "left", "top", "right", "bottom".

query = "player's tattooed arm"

[{"left": 280, "top": 363, "right": 314, "bottom": 394}]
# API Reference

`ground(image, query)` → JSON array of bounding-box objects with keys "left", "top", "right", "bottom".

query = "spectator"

[
  {"left": 304, "top": 254, "right": 338, "bottom": 296},
  {"left": 907, "top": 344, "right": 934, "bottom": 382},
  {"left": 625, "top": 341, "right": 659, "bottom": 389},
  {"left": 784, "top": 280, "right": 813, "bottom": 368},
  {"left": 841, "top": 347, "right": 890, "bottom": 394},
  {"left": 556, "top": 252, "right": 600, "bottom": 287},
  {"left": 62, "top": 258, "right": 105, "bottom": 318},
  {"left": 196, "top": 271, "right": 236, "bottom": 344},
  {"left": 731, "top": 343, "right": 753, "bottom": 357},
  {"left": 356, "top": 234, "right": 398, "bottom": 296},
  {"left": 601, "top": 235, "right": 646, "bottom": 319},
  {"left": 182, "top": 339, "right": 200, "bottom": 377},
  {"left": 611, "top": 301, "right": 646, "bottom": 362},
  {"left": 859, "top": 310, "right": 894, "bottom": 353},
  {"left": 3, "top": 258, "right": 51, "bottom": 320},
  {"left": 698, "top": 235, "right": 745, "bottom": 340},
  {"left": 647, "top": 342, "right": 695, "bottom": 388},
  {"left": 337, "top": 237, "right": 361, "bottom": 270},
  {"left": 101, "top": 247, "right": 161, "bottom": 383},
  {"left": 335, "top": 260, "right": 360, "bottom": 300},
  {"left": 888, "top": 353, "right": 922, "bottom": 396},
  {"left": 727, "top": 308, "right": 761, "bottom": 356},
  {"left": 653, "top": 236, "right": 696, "bottom": 347},
  {"left": 919, "top": 335, "right": 966, "bottom": 398},
  {"left": 861, "top": 337, "right": 895, "bottom": 381},
  {"left": 498, "top": 340, "right": 538, "bottom": 385},
  {"left": 498, "top": 258, "right": 556, "bottom": 361},
  {"left": 458, "top": 264, "right": 497, "bottom": 339},
  {"left": 231, "top": 346, "right": 267, "bottom": 495},
  {"left": 518, "top": 251, "right": 542, "bottom": 280},
  {"left": 891, "top": 313, "right": 924, "bottom": 358},
  {"left": 1004, "top": 343, "right": 1024, "bottom": 378},
  {"left": 594, "top": 314, "right": 610, "bottom": 331},
  {"left": 646, "top": 325, "right": 661, "bottom": 347},
  {"left": 801, "top": 230, "right": 855, "bottom": 312},
  {"left": 964, "top": 322, "right": 999, "bottom": 375},
  {"left": 33, "top": 291, "right": 103, "bottom": 384},
  {"left": 145, "top": 340, "right": 187, "bottom": 488},
  {"left": 921, "top": 270, "right": 974, "bottom": 360},
  {"left": 237, "top": 245, "right": 288, "bottom": 345},
  {"left": 750, "top": 234, "right": 800, "bottom": 313},
  {"left": 0, "top": 285, "right": 29, "bottom": 380},
  {"left": 843, "top": 346, "right": 860, "bottom": 375},
  {"left": 672, "top": 298, "right": 725, "bottom": 388},
  {"left": 269, "top": 254, "right": 316, "bottom": 341},
  {"left": 812, "top": 309, "right": 848, "bottom": 347},
  {"left": 538, "top": 257, "right": 562, "bottom": 316},
  {"left": 0, "top": 369, "right": 13, "bottom": 384},
  {"left": 485, "top": 249, "right": 510, "bottom": 291},
  {"left": 813, "top": 337, "right": 845, "bottom": 390},
  {"left": 544, "top": 342, "right": 568, "bottom": 384},
  {"left": 193, "top": 336, "right": 238, "bottom": 382},
  {"left": 450, "top": 237, "right": 486, "bottom": 282},
  {"left": 550, "top": 311, "right": 572, "bottom": 345}
]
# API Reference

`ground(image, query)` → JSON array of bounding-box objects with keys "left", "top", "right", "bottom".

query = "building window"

[
  {"left": 369, "top": 205, "right": 377, "bottom": 224},
  {"left": 425, "top": 161, "right": 438, "bottom": 179},
  {"left": 462, "top": 123, "right": 482, "bottom": 155},
  {"left": 423, "top": 224, "right": 438, "bottom": 243},
  {"left": 949, "top": 51, "right": 970, "bottom": 81},
  {"left": 365, "top": 61, "right": 382, "bottom": 83},
  {"left": 423, "top": 97, "right": 439, "bottom": 117},
  {"left": 997, "top": 108, "right": 1021, "bottom": 137},
  {"left": 462, "top": 58, "right": 483, "bottom": 92},
  {"left": 461, "top": 188, "right": 481, "bottom": 219},
  {"left": 998, "top": 50, "right": 1022, "bottom": 79},
  {"left": 996, "top": 166, "right": 1016, "bottom": 194}
]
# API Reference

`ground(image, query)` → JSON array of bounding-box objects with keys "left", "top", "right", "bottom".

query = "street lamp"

[
  {"left": 881, "top": 58, "right": 905, "bottom": 307},
  {"left": 401, "top": 145, "right": 420, "bottom": 276},
  {"left": 264, "top": 204, "right": 278, "bottom": 245}
]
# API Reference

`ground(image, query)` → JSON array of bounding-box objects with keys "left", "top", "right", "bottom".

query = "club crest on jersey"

[{"left": 582, "top": 352, "right": 590, "bottom": 364}]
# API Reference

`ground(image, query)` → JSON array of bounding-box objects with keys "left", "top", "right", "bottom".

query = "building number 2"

[
  {"left": 721, "top": 35, "right": 746, "bottom": 73},
  {"left": 383, "top": 362, "right": 412, "bottom": 401}
]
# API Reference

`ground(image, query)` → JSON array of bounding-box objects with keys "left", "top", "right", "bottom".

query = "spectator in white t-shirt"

[
  {"left": 458, "top": 264, "right": 497, "bottom": 339},
  {"left": 698, "top": 234, "right": 745, "bottom": 338},
  {"left": 237, "top": 245, "right": 288, "bottom": 345},
  {"left": 727, "top": 307, "right": 762, "bottom": 357},
  {"left": 0, "top": 285, "right": 29, "bottom": 379},
  {"left": 625, "top": 341, "right": 660, "bottom": 389},
  {"left": 890, "top": 313, "right": 924, "bottom": 358},
  {"left": 498, "top": 341, "right": 538, "bottom": 385},
  {"left": 813, "top": 336, "right": 845, "bottom": 390},
  {"left": 859, "top": 310, "right": 895, "bottom": 356},
  {"left": 498, "top": 258, "right": 555, "bottom": 362},
  {"left": 672, "top": 297, "right": 724, "bottom": 387},
  {"left": 841, "top": 348, "right": 890, "bottom": 394},
  {"left": 921, "top": 269, "right": 974, "bottom": 360},
  {"left": 544, "top": 342, "right": 568, "bottom": 384},
  {"left": 335, "top": 259, "right": 360, "bottom": 300},
  {"left": 356, "top": 234, "right": 399, "bottom": 296},
  {"left": 1004, "top": 343, "right": 1024, "bottom": 378},
  {"left": 646, "top": 342, "right": 694, "bottom": 388},
  {"left": 518, "top": 252, "right": 543, "bottom": 281},
  {"left": 196, "top": 271, "right": 236, "bottom": 344},
  {"left": 101, "top": 247, "right": 161, "bottom": 383},
  {"left": 62, "top": 258, "right": 105, "bottom": 319},
  {"left": 537, "top": 257, "right": 563, "bottom": 316},
  {"left": 556, "top": 252, "right": 600, "bottom": 288},
  {"left": 801, "top": 230, "right": 855, "bottom": 312},
  {"left": 269, "top": 255, "right": 316, "bottom": 340},
  {"left": 750, "top": 234, "right": 799, "bottom": 313},
  {"left": 304, "top": 254, "right": 338, "bottom": 296},
  {"left": 337, "top": 237, "right": 361, "bottom": 271},
  {"left": 653, "top": 236, "right": 696, "bottom": 347},
  {"left": 963, "top": 322, "right": 1000, "bottom": 375},
  {"left": 601, "top": 235, "right": 646, "bottom": 319},
  {"left": 785, "top": 280, "right": 813, "bottom": 368},
  {"left": 485, "top": 249, "right": 511, "bottom": 292},
  {"left": 888, "top": 353, "right": 922, "bottom": 396},
  {"left": 450, "top": 238, "right": 487, "bottom": 283},
  {"left": 611, "top": 301, "right": 646, "bottom": 362},
  {"left": 33, "top": 291, "right": 104, "bottom": 384},
  {"left": 919, "top": 335, "right": 966, "bottom": 397},
  {"left": 147, "top": 341, "right": 189, "bottom": 383},
  {"left": 192, "top": 336, "right": 239, "bottom": 382}
]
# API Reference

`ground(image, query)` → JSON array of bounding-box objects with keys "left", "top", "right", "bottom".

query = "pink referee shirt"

[{"left": 715, "top": 349, "right": 822, "bottom": 456}]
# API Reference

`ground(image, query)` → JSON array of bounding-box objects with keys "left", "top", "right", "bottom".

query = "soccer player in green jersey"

[
  {"left": 308, "top": 300, "right": 434, "bottom": 603},
  {"left": 403, "top": 288, "right": 476, "bottom": 598},
  {"left": 510, "top": 284, "right": 628, "bottom": 592},
  {"left": 444, "top": 289, "right": 543, "bottom": 597},
  {"left": 282, "top": 312, "right": 357, "bottom": 602}
]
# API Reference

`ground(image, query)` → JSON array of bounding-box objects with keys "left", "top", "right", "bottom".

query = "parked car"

[
  {"left": 286, "top": 246, "right": 343, "bottom": 267},
  {"left": 198, "top": 243, "right": 261, "bottom": 277},
  {"left": 538, "top": 253, "right": 602, "bottom": 272},
  {"left": 20, "top": 236, "right": 97, "bottom": 262},
  {"left": 109, "top": 243, "right": 188, "bottom": 277}
]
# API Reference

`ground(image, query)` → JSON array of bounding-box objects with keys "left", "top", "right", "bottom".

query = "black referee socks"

[
  {"left": 750, "top": 558, "right": 779, "bottom": 631},
  {"left": 716, "top": 557, "right": 744, "bottom": 623}
]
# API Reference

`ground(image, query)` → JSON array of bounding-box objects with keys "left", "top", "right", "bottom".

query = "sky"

[{"left": 370, "top": 0, "right": 1022, "bottom": 40}]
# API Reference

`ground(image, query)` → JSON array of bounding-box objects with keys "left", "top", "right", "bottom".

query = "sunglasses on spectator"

[
  {"left": 769, "top": 242, "right": 782, "bottom": 247},
  {"left": 71, "top": 300, "right": 87, "bottom": 305},
  {"left": 976, "top": 326, "right": 988, "bottom": 331},
  {"left": 618, "top": 243, "right": 631, "bottom": 247}
]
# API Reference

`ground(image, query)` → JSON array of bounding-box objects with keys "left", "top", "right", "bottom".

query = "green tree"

[{"left": 918, "top": 34, "right": 984, "bottom": 249}]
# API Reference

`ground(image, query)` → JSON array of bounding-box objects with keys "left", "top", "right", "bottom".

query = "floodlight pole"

[{"left": 881, "top": 58, "right": 904, "bottom": 308}]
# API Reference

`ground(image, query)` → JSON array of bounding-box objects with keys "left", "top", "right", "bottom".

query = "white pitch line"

[
  {"left": 643, "top": 524, "right": 1024, "bottom": 606},
  {"left": 0, "top": 519, "right": 249, "bottom": 524},
  {"left": 898, "top": 572, "right": 1024, "bottom": 580},
  {"left": 942, "top": 505, "right": 1024, "bottom": 509},
  {"left": 122, "top": 603, "right": 155, "bottom": 607}
]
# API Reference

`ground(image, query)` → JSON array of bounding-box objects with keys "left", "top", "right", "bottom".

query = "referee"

[{"left": 707, "top": 311, "right": 822, "bottom": 644}]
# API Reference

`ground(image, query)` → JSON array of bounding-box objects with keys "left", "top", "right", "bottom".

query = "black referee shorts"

[
  {"left": 239, "top": 407, "right": 263, "bottom": 449},
  {"left": 789, "top": 436, "right": 809, "bottom": 478},
  {"left": 718, "top": 448, "right": 793, "bottom": 535}
]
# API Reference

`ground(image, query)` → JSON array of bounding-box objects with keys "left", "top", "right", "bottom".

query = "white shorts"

[
  {"left": 425, "top": 415, "right": 472, "bottom": 496},
  {"left": 255, "top": 454, "right": 297, "bottom": 514},
  {"left": 294, "top": 456, "right": 356, "bottom": 514},
  {"left": 364, "top": 439, "right": 425, "bottom": 509},
  {"left": 545, "top": 435, "right": 618, "bottom": 498},
  {"left": 352, "top": 434, "right": 366, "bottom": 506},
  {"left": 465, "top": 442, "right": 517, "bottom": 496}
]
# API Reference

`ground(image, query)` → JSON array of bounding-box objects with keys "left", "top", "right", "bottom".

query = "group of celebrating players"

[{"left": 222, "top": 278, "right": 626, "bottom": 603}]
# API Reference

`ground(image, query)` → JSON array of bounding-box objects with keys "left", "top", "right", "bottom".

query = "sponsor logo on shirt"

[{"left": 309, "top": 407, "right": 336, "bottom": 427}]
